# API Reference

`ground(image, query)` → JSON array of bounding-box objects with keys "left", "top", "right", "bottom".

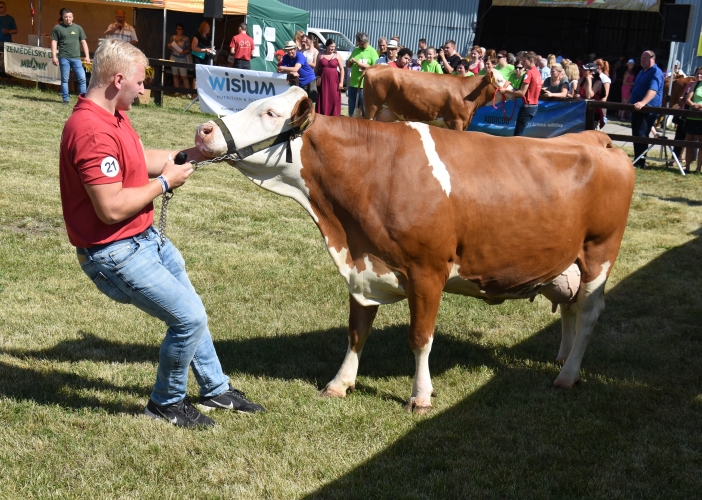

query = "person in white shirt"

[{"left": 104, "top": 10, "right": 138, "bottom": 46}]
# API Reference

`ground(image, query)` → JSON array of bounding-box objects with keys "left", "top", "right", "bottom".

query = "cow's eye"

[{"left": 266, "top": 110, "right": 279, "bottom": 118}]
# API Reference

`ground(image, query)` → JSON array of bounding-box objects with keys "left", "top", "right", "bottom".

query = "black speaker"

[
  {"left": 662, "top": 4, "right": 693, "bottom": 42},
  {"left": 204, "top": 0, "right": 224, "bottom": 19}
]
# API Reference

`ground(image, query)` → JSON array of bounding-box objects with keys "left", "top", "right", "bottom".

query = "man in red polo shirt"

[
  {"left": 59, "top": 39, "right": 265, "bottom": 427},
  {"left": 229, "top": 22, "right": 254, "bottom": 70},
  {"left": 498, "top": 51, "right": 542, "bottom": 136}
]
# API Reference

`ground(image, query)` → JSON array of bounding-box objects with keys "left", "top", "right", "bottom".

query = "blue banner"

[{"left": 467, "top": 99, "right": 587, "bottom": 138}]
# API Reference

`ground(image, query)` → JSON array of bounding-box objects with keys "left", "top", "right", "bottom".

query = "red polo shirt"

[
  {"left": 230, "top": 33, "right": 254, "bottom": 61},
  {"left": 521, "top": 66, "right": 543, "bottom": 105},
  {"left": 60, "top": 97, "right": 153, "bottom": 248}
]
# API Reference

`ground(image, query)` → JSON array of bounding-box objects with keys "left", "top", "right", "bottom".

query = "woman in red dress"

[{"left": 315, "top": 38, "right": 343, "bottom": 116}]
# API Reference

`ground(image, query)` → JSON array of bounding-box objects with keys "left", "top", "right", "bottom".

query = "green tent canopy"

[{"left": 246, "top": 0, "right": 309, "bottom": 72}]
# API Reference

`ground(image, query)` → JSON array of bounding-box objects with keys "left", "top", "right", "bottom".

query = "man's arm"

[
  {"left": 633, "top": 89, "right": 657, "bottom": 110},
  {"left": 277, "top": 63, "right": 301, "bottom": 74},
  {"left": 51, "top": 39, "right": 59, "bottom": 66},
  {"left": 502, "top": 81, "right": 529, "bottom": 99},
  {"left": 441, "top": 53, "right": 456, "bottom": 74},
  {"left": 84, "top": 151, "right": 196, "bottom": 225},
  {"left": 80, "top": 39, "right": 91, "bottom": 64}
]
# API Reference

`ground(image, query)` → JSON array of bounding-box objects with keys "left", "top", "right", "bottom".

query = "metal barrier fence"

[
  {"left": 146, "top": 58, "right": 197, "bottom": 106},
  {"left": 585, "top": 100, "right": 702, "bottom": 151}
]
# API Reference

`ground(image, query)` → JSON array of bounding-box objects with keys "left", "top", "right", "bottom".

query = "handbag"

[{"left": 192, "top": 50, "right": 206, "bottom": 60}]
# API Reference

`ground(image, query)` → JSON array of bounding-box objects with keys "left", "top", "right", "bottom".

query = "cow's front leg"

[
  {"left": 554, "top": 263, "right": 609, "bottom": 388},
  {"left": 404, "top": 271, "right": 443, "bottom": 414},
  {"left": 320, "top": 295, "right": 378, "bottom": 398}
]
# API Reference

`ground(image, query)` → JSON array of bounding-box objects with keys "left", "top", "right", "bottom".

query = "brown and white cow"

[
  {"left": 196, "top": 87, "right": 635, "bottom": 413},
  {"left": 359, "top": 65, "right": 506, "bottom": 131}
]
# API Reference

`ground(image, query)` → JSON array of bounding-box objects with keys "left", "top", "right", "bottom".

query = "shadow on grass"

[
  {"left": 641, "top": 193, "right": 702, "bottom": 207},
  {"left": 1, "top": 235, "right": 701, "bottom": 495},
  {"left": 302, "top": 233, "right": 702, "bottom": 499},
  {"left": 12, "top": 93, "right": 63, "bottom": 104}
]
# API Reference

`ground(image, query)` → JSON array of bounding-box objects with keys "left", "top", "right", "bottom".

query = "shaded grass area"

[{"left": 0, "top": 82, "right": 701, "bottom": 498}]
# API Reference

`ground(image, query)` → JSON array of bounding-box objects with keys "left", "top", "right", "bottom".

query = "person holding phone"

[{"left": 104, "top": 10, "right": 138, "bottom": 46}]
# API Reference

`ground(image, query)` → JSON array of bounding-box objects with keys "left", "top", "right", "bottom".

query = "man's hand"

[
  {"left": 160, "top": 154, "right": 194, "bottom": 191},
  {"left": 633, "top": 101, "right": 644, "bottom": 110},
  {"left": 52, "top": 57, "right": 59, "bottom": 66},
  {"left": 84, "top": 56, "right": 91, "bottom": 64}
]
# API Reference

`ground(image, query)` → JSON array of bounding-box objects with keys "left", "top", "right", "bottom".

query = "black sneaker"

[
  {"left": 144, "top": 397, "right": 215, "bottom": 427},
  {"left": 198, "top": 384, "right": 266, "bottom": 414}
]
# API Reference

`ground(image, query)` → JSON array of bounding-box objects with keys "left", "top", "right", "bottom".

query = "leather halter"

[{"left": 213, "top": 116, "right": 311, "bottom": 164}]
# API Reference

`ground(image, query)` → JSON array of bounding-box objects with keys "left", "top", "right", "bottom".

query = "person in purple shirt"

[
  {"left": 277, "top": 40, "right": 317, "bottom": 102},
  {"left": 629, "top": 50, "right": 664, "bottom": 169}
]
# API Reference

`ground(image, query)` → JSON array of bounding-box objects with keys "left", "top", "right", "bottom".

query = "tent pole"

[
  {"left": 37, "top": 0, "right": 42, "bottom": 43},
  {"left": 162, "top": 9, "right": 167, "bottom": 60},
  {"left": 210, "top": 17, "right": 215, "bottom": 66}
]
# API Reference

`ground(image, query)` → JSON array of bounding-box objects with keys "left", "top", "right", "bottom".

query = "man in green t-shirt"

[
  {"left": 346, "top": 31, "right": 378, "bottom": 118},
  {"left": 51, "top": 8, "right": 91, "bottom": 105}
]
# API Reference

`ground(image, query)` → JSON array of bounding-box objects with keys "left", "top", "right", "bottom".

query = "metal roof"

[{"left": 279, "top": 0, "right": 481, "bottom": 55}]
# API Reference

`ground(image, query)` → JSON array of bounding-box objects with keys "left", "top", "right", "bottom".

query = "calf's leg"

[{"left": 320, "top": 295, "right": 378, "bottom": 397}]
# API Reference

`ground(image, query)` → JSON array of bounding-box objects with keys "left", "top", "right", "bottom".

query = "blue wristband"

[{"left": 157, "top": 175, "right": 169, "bottom": 193}]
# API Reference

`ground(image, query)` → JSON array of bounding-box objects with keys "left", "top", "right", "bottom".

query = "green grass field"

[{"left": 1, "top": 83, "right": 701, "bottom": 499}]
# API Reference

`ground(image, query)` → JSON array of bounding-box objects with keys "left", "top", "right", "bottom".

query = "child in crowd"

[
  {"left": 421, "top": 47, "right": 443, "bottom": 74},
  {"left": 410, "top": 49, "right": 425, "bottom": 71}
]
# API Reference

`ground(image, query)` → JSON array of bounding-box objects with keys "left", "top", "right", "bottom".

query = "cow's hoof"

[
  {"left": 553, "top": 375, "right": 579, "bottom": 389},
  {"left": 431, "top": 389, "right": 437, "bottom": 397},
  {"left": 555, "top": 357, "right": 567, "bottom": 366},
  {"left": 319, "top": 385, "right": 348, "bottom": 398},
  {"left": 403, "top": 397, "right": 432, "bottom": 414}
]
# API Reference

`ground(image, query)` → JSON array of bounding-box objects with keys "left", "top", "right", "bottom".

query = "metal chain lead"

[
  {"left": 158, "top": 190, "right": 174, "bottom": 244},
  {"left": 157, "top": 155, "right": 236, "bottom": 245}
]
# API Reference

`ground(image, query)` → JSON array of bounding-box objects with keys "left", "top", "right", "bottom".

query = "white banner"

[
  {"left": 195, "top": 65, "right": 291, "bottom": 115},
  {"left": 4, "top": 43, "right": 61, "bottom": 85}
]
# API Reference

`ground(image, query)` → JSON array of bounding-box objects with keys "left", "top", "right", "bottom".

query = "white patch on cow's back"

[
  {"left": 325, "top": 238, "right": 406, "bottom": 306},
  {"left": 405, "top": 122, "right": 451, "bottom": 197}
]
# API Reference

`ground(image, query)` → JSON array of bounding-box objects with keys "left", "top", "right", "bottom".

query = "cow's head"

[
  {"left": 195, "top": 86, "right": 319, "bottom": 220},
  {"left": 195, "top": 86, "right": 315, "bottom": 160}
]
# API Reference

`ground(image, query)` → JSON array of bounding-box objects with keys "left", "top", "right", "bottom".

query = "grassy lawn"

[{"left": 0, "top": 82, "right": 701, "bottom": 499}]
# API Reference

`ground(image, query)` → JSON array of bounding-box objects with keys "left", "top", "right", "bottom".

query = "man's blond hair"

[{"left": 88, "top": 39, "right": 148, "bottom": 89}]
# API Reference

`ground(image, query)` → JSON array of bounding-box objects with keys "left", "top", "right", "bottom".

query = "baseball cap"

[
  {"left": 583, "top": 63, "right": 597, "bottom": 71},
  {"left": 627, "top": 58, "right": 635, "bottom": 64},
  {"left": 275, "top": 49, "right": 284, "bottom": 56}
]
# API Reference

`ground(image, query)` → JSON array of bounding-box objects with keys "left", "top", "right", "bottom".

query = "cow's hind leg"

[
  {"left": 320, "top": 295, "right": 378, "bottom": 398},
  {"left": 404, "top": 270, "right": 443, "bottom": 414},
  {"left": 557, "top": 303, "right": 577, "bottom": 365},
  {"left": 554, "top": 261, "right": 610, "bottom": 388}
]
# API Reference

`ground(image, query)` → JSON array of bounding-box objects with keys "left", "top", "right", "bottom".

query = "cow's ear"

[
  {"left": 289, "top": 97, "right": 316, "bottom": 130},
  {"left": 487, "top": 69, "right": 496, "bottom": 85}
]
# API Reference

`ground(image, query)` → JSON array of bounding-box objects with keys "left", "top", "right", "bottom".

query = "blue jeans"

[
  {"left": 631, "top": 111, "right": 659, "bottom": 168},
  {"left": 59, "top": 57, "right": 87, "bottom": 102},
  {"left": 513, "top": 104, "right": 538, "bottom": 136},
  {"left": 77, "top": 226, "right": 229, "bottom": 405},
  {"left": 347, "top": 86, "right": 364, "bottom": 118}
]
